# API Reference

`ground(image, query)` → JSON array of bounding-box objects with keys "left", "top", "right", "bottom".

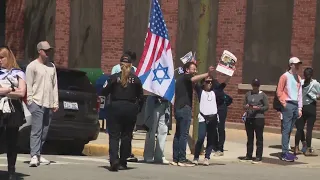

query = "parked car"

[{"left": 16, "top": 62, "right": 100, "bottom": 154}]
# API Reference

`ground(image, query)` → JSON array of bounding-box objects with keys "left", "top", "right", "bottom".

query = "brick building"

[{"left": 1, "top": 0, "right": 320, "bottom": 130}]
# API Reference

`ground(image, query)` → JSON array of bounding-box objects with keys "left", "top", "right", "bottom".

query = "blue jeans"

[
  {"left": 281, "top": 101, "right": 299, "bottom": 153},
  {"left": 194, "top": 120, "right": 217, "bottom": 160},
  {"left": 173, "top": 105, "right": 192, "bottom": 162}
]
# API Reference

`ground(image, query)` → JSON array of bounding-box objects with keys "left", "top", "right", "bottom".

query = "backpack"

[
  {"left": 273, "top": 86, "right": 282, "bottom": 111},
  {"left": 224, "top": 93, "right": 233, "bottom": 107}
]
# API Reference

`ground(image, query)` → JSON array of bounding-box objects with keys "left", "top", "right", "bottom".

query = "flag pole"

[{"left": 191, "top": 0, "right": 211, "bottom": 154}]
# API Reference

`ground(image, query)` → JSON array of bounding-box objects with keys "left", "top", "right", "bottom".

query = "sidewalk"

[{"left": 83, "top": 124, "right": 320, "bottom": 168}]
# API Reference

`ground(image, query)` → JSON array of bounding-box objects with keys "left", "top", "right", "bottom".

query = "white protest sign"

[{"left": 216, "top": 50, "right": 237, "bottom": 76}]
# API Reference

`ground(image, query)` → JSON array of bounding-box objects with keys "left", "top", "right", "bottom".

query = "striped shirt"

[{"left": 276, "top": 71, "right": 302, "bottom": 109}]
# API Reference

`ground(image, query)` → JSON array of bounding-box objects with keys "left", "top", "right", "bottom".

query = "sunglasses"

[
  {"left": 205, "top": 80, "right": 212, "bottom": 84},
  {"left": 41, "top": 49, "right": 52, "bottom": 54}
]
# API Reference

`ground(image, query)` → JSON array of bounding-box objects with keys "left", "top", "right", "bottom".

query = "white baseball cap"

[
  {"left": 37, "top": 41, "right": 53, "bottom": 51},
  {"left": 289, "top": 57, "right": 302, "bottom": 64}
]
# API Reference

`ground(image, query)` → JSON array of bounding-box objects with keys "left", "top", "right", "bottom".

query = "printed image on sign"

[
  {"left": 216, "top": 50, "right": 237, "bottom": 76},
  {"left": 63, "top": 101, "right": 79, "bottom": 110},
  {"left": 180, "top": 51, "right": 193, "bottom": 64},
  {"left": 99, "top": 96, "right": 106, "bottom": 108}
]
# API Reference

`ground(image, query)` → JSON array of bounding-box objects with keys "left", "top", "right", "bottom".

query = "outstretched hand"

[{"left": 208, "top": 66, "right": 215, "bottom": 77}]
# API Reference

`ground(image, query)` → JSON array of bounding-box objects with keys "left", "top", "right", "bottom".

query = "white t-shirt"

[{"left": 198, "top": 90, "right": 218, "bottom": 122}]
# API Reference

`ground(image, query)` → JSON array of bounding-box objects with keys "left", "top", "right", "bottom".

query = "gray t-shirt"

[{"left": 243, "top": 91, "right": 269, "bottom": 119}]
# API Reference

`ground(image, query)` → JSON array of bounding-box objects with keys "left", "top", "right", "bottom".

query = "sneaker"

[
  {"left": 29, "top": 156, "right": 39, "bottom": 167},
  {"left": 144, "top": 159, "right": 154, "bottom": 163},
  {"left": 252, "top": 157, "right": 262, "bottom": 164},
  {"left": 304, "top": 148, "right": 318, "bottom": 157},
  {"left": 293, "top": 146, "right": 302, "bottom": 155},
  {"left": 301, "top": 141, "right": 307, "bottom": 153},
  {"left": 280, "top": 152, "right": 297, "bottom": 162},
  {"left": 39, "top": 156, "right": 51, "bottom": 165},
  {"left": 161, "top": 157, "right": 170, "bottom": 165},
  {"left": 239, "top": 156, "right": 253, "bottom": 162},
  {"left": 214, "top": 151, "right": 224, "bottom": 156},
  {"left": 192, "top": 159, "right": 199, "bottom": 165},
  {"left": 127, "top": 154, "right": 138, "bottom": 162},
  {"left": 154, "top": 157, "right": 170, "bottom": 165},
  {"left": 203, "top": 158, "right": 209, "bottom": 166},
  {"left": 178, "top": 160, "right": 195, "bottom": 167},
  {"left": 170, "top": 161, "right": 178, "bottom": 166}
]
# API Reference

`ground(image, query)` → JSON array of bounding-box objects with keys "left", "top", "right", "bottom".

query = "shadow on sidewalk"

[
  {"left": 99, "top": 165, "right": 137, "bottom": 172},
  {"left": 268, "top": 145, "right": 282, "bottom": 149},
  {"left": 0, "top": 170, "right": 29, "bottom": 180}
]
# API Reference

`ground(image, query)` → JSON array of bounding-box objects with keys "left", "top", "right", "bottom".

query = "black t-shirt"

[{"left": 174, "top": 74, "right": 193, "bottom": 109}]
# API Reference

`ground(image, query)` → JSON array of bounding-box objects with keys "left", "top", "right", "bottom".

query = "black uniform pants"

[
  {"left": 295, "top": 102, "right": 317, "bottom": 148},
  {"left": 245, "top": 118, "right": 264, "bottom": 159},
  {"left": 0, "top": 126, "right": 19, "bottom": 171},
  {"left": 107, "top": 101, "right": 138, "bottom": 166}
]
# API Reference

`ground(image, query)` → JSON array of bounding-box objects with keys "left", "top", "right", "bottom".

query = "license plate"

[{"left": 63, "top": 101, "right": 79, "bottom": 110}]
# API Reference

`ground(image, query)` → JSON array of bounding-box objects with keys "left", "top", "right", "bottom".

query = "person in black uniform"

[
  {"left": 102, "top": 53, "right": 144, "bottom": 172},
  {"left": 0, "top": 46, "right": 27, "bottom": 180}
]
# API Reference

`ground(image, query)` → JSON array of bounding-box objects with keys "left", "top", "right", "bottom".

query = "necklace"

[{"left": 205, "top": 91, "right": 212, "bottom": 101}]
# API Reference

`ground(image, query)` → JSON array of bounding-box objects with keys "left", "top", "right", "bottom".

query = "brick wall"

[
  {"left": 215, "top": 0, "right": 247, "bottom": 124},
  {"left": 101, "top": 0, "right": 125, "bottom": 73},
  {"left": 55, "top": 0, "right": 69, "bottom": 68},
  {"left": 5, "top": 0, "right": 24, "bottom": 60},
  {"left": 290, "top": 0, "right": 319, "bottom": 130}
]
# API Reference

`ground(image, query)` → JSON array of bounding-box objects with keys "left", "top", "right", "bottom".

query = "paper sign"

[
  {"left": 216, "top": 50, "right": 237, "bottom": 76},
  {"left": 180, "top": 51, "right": 193, "bottom": 64}
]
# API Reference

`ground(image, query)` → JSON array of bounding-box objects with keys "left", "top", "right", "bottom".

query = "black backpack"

[
  {"left": 273, "top": 86, "right": 282, "bottom": 111},
  {"left": 224, "top": 93, "right": 233, "bottom": 107}
]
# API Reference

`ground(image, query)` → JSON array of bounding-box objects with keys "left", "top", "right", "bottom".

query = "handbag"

[{"left": 200, "top": 112, "right": 218, "bottom": 124}]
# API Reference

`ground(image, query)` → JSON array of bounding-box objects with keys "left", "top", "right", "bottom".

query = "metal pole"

[{"left": 191, "top": 0, "right": 211, "bottom": 154}]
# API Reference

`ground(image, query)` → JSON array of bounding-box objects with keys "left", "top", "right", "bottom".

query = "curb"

[
  {"left": 82, "top": 143, "right": 145, "bottom": 157},
  {"left": 83, "top": 122, "right": 320, "bottom": 157}
]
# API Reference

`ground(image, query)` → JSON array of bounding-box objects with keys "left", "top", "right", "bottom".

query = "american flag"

[{"left": 136, "top": 0, "right": 175, "bottom": 103}]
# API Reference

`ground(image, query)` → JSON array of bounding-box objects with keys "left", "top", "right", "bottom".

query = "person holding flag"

[{"left": 135, "top": 0, "right": 175, "bottom": 164}]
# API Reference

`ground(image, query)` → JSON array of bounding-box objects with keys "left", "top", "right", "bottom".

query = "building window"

[
  {"left": 123, "top": 0, "right": 151, "bottom": 67},
  {"left": 242, "top": 0, "right": 294, "bottom": 85},
  {"left": 313, "top": 0, "right": 320, "bottom": 80},
  {"left": 0, "top": 0, "right": 5, "bottom": 45},
  {"left": 69, "top": 0, "right": 103, "bottom": 68}
]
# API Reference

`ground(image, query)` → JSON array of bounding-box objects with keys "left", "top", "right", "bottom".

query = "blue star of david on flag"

[{"left": 152, "top": 63, "right": 170, "bottom": 84}]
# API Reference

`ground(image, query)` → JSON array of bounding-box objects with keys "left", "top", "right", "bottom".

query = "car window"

[{"left": 57, "top": 69, "right": 95, "bottom": 93}]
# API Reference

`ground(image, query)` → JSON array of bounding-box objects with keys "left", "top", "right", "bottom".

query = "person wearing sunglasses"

[
  {"left": 26, "top": 41, "right": 58, "bottom": 167},
  {"left": 0, "top": 46, "right": 27, "bottom": 180},
  {"left": 192, "top": 76, "right": 218, "bottom": 166}
]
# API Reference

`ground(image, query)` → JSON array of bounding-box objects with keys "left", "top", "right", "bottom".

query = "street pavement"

[
  {"left": 0, "top": 154, "right": 319, "bottom": 180},
  {"left": 91, "top": 125, "right": 320, "bottom": 168},
  {"left": 1, "top": 125, "right": 320, "bottom": 179}
]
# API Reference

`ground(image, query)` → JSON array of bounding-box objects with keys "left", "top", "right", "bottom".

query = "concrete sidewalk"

[{"left": 83, "top": 124, "right": 320, "bottom": 168}]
